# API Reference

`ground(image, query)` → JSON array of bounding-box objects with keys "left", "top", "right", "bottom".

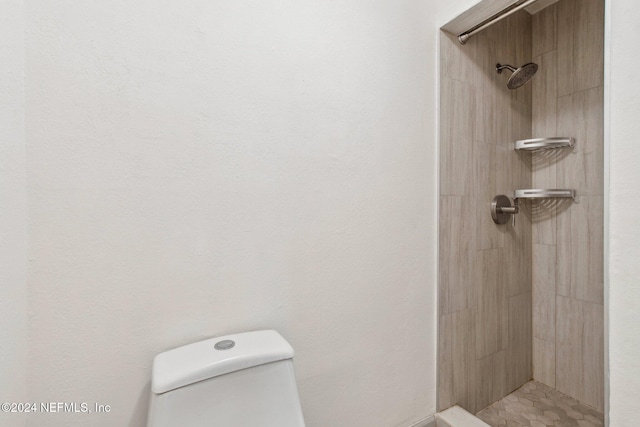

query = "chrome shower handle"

[
  {"left": 498, "top": 206, "right": 519, "bottom": 214},
  {"left": 490, "top": 195, "right": 518, "bottom": 225}
]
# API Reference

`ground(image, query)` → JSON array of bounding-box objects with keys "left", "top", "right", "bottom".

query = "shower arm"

[{"left": 496, "top": 64, "right": 517, "bottom": 74}]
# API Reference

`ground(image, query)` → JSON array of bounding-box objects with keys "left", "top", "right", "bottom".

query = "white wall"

[
  {"left": 24, "top": 1, "right": 438, "bottom": 426},
  {"left": 606, "top": 1, "right": 640, "bottom": 425},
  {"left": 0, "top": 1, "right": 27, "bottom": 426},
  {"left": 18, "top": 0, "right": 640, "bottom": 425}
]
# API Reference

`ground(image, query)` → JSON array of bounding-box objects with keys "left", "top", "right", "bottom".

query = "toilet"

[{"left": 147, "top": 330, "right": 306, "bottom": 427}]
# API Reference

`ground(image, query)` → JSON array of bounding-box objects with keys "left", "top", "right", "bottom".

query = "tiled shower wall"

[
  {"left": 438, "top": 11, "right": 533, "bottom": 414},
  {"left": 530, "top": 0, "right": 604, "bottom": 411}
]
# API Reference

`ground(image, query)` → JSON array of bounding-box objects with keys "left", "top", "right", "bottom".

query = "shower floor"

[{"left": 476, "top": 381, "right": 604, "bottom": 427}]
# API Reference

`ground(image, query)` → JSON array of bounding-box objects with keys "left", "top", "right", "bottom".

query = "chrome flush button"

[{"left": 214, "top": 340, "right": 235, "bottom": 350}]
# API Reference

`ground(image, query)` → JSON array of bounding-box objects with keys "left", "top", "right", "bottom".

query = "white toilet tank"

[{"left": 147, "top": 330, "right": 306, "bottom": 427}]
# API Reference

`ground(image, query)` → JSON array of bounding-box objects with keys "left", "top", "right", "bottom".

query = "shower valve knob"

[{"left": 491, "top": 195, "right": 518, "bottom": 225}]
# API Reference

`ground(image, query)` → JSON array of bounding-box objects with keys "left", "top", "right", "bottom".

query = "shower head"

[{"left": 496, "top": 62, "right": 538, "bottom": 89}]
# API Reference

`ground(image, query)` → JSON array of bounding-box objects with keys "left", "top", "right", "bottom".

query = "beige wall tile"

[
  {"left": 556, "top": 296, "right": 583, "bottom": 399},
  {"left": 510, "top": 100, "right": 533, "bottom": 152},
  {"left": 557, "top": 0, "right": 604, "bottom": 95},
  {"left": 504, "top": 212, "right": 532, "bottom": 297},
  {"left": 581, "top": 302, "right": 604, "bottom": 411},
  {"left": 441, "top": 31, "right": 482, "bottom": 85},
  {"left": 483, "top": 68, "right": 511, "bottom": 149},
  {"left": 438, "top": 313, "right": 454, "bottom": 411},
  {"left": 444, "top": 310, "right": 477, "bottom": 412},
  {"left": 531, "top": 50, "right": 558, "bottom": 247},
  {"left": 438, "top": 199, "right": 450, "bottom": 315},
  {"left": 507, "top": 106, "right": 532, "bottom": 300},
  {"left": 439, "top": 196, "right": 476, "bottom": 315},
  {"left": 553, "top": 299, "right": 603, "bottom": 410},
  {"left": 570, "top": 196, "right": 604, "bottom": 304},
  {"left": 440, "top": 77, "right": 475, "bottom": 196},
  {"left": 438, "top": 309, "right": 478, "bottom": 413},
  {"left": 557, "top": 0, "right": 576, "bottom": 96},
  {"left": 556, "top": 87, "right": 604, "bottom": 196},
  {"left": 472, "top": 33, "right": 492, "bottom": 145},
  {"left": 476, "top": 351, "right": 507, "bottom": 412},
  {"left": 439, "top": 10, "right": 535, "bottom": 413},
  {"left": 532, "top": 50, "right": 558, "bottom": 138},
  {"left": 532, "top": 4, "right": 557, "bottom": 58},
  {"left": 555, "top": 204, "right": 571, "bottom": 297},
  {"left": 494, "top": 136, "right": 514, "bottom": 198},
  {"left": 533, "top": 211, "right": 557, "bottom": 253},
  {"left": 547, "top": 2, "right": 603, "bottom": 407},
  {"left": 532, "top": 154, "right": 557, "bottom": 189},
  {"left": 531, "top": 199, "right": 556, "bottom": 246},
  {"left": 507, "top": 292, "right": 532, "bottom": 392},
  {"left": 475, "top": 143, "right": 503, "bottom": 250},
  {"left": 509, "top": 11, "right": 533, "bottom": 106},
  {"left": 533, "top": 337, "right": 556, "bottom": 387},
  {"left": 475, "top": 249, "right": 507, "bottom": 359},
  {"left": 533, "top": 244, "right": 556, "bottom": 342},
  {"left": 510, "top": 101, "right": 533, "bottom": 207},
  {"left": 574, "top": 0, "right": 604, "bottom": 92},
  {"left": 555, "top": 197, "right": 603, "bottom": 304}
]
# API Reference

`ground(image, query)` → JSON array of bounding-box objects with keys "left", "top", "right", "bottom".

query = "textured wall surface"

[
  {"left": 438, "top": 10, "right": 533, "bottom": 415},
  {"left": 530, "top": 0, "right": 605, "bottom": 411},
  {"left": 24, "top": 1, "right": 438, "bottom": 426},
  {"left": 8, "top": 0, "right": 640, "bottom": 425},
  {"left": 0, "top": 1, "right": 27, "bottom": 426},
  {"left": 607, "top": 0, "right": 640, "bottom": 425}
]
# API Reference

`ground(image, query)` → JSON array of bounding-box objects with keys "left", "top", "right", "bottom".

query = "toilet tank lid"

[{"left": 151, "top": 330, "right": 295, "bottom": 394}]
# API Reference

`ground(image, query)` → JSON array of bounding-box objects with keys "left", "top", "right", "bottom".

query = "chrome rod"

[
  {"left": 458, "top": 0, "right": 539, "bottom": 44},
  {"left": 499, "top": 206, "right": 519, "bottom": 214}
]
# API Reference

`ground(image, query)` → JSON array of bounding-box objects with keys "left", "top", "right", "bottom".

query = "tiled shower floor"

[{"left": 476, "top": 381, "right": 604, "bottom": 427}]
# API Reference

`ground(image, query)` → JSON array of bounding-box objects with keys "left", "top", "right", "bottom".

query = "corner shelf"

[
  {"left": 514, "top": 189, "right": 577, "bottom": 200},
  {"left": 514, "top": 137, "right": 575, "bottom": 151}
]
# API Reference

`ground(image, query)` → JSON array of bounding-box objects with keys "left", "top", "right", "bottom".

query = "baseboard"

[{"left": 408, "top": 414, "right": 436, "bottom": 427}]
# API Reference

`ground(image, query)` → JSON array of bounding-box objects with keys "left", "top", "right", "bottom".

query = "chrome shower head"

[{"left": 496, "top": 62, "right": 538, "bottom": 89}]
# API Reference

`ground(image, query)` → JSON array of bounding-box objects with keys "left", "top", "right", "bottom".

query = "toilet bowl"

[{"left": 147, "top": 330, "right": 306, "bottom": 427}]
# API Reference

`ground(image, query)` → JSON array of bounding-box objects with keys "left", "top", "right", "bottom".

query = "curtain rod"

[{"left": 457, "top": 0, "right": 538, "bottom": 44}]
